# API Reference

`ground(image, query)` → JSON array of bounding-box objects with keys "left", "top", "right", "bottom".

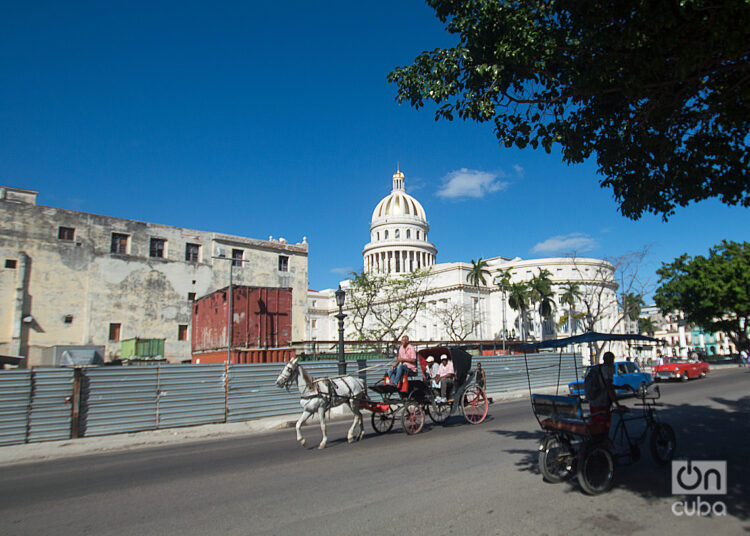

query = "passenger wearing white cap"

[
  {"left": 425, "top": 356, "right": 439, "bottom": 389},
  {"left": 435, "top": 354, "right": 456, "bottom": 403}
]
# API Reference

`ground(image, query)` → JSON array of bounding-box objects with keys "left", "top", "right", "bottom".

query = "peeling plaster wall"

[{"left": 0, "top": 196, "right": 308, "bottom": 365}]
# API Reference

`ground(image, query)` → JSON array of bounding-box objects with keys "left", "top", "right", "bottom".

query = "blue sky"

[{"left": 2, "top": 2, "right": 748, "bottom": 300}]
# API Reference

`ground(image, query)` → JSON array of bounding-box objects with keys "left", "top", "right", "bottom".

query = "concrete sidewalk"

[{"left": 0, "top": 386, "right": 550, "bottom": 466}]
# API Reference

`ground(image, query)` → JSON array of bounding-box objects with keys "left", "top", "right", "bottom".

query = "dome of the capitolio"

[{"left": 371, "top": 170, "right": 427, "bottom": 222}]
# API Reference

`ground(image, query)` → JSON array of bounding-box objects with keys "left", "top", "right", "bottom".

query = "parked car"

[
  {"left": 652, "top": 358, "right": 710, "bottom": 382},
  {"left": 569, "top": 361, "right": 653, "bottom": 398}
]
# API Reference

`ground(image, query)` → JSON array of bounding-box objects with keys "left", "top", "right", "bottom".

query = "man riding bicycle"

[{"left": 585, "top": 351, "right": 625, "bottom": 432}]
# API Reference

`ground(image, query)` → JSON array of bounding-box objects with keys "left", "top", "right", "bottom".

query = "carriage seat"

[{"left": 531, "top": 394, "right": 607, "bottom": 437}]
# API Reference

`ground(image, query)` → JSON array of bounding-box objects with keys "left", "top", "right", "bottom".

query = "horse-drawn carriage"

[
  {"left": 274, "top": 345, "right": 489, "bottom": 448},
  {"left": 362, "top": 346, "right": 489, "bottom": 435}
]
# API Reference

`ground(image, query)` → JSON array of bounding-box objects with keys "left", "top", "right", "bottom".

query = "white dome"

[{"left": 371, "top": 171, "right": 427, "bottom": 223}]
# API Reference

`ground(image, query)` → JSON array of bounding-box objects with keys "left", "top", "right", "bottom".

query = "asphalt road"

[{"left": 1, "top": 368, "right": 748, "bottom": 536}]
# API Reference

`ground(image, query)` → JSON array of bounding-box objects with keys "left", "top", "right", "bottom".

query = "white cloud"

[
  {"left": 512, "top": 164, "right": 524, "bottom": 177},
  {"left": 330, "top": 266, "right": 353, "bottom": 275},
  {"left": 436, "top": 168, "right": 508, "bottom": 199},
  {"left": 531, "top": 233, "right": 597, "bottom": 254}
]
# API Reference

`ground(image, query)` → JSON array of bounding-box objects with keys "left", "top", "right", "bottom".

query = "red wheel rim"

[
  {"left": 463, "top": 386, "right": 488, "bottom": 424},
  {"left": 403, "top": 405, "right": 424, "bottom": 434}
]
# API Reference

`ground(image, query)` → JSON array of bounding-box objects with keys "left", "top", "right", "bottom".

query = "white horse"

[{"left": 275, "top": 358, "right": 366, "bottom": 449}]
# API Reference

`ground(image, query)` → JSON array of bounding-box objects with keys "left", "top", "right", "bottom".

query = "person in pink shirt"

[
  {"left": 388, "top": 335, "right": 417, "bottom": 386},
  {"left": 435, "top": 354, "right": 456, "bottom": 402}
]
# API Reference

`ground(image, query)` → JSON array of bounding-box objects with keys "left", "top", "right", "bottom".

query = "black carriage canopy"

[
  {"left": 418, "top": 346, "right": 472, "bottom": 386},
  {"left": 516, "top": 332, "right": 663, "bottom": 352}
]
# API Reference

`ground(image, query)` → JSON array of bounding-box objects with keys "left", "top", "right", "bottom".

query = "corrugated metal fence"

[{"left": 0, "top": 352, "right": 580, "bottom": 446}]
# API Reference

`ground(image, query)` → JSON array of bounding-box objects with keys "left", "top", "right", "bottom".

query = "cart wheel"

[
  {"left": 538, "top": 435, "right": 575, "bottom": 483},
  {"left": 402, "top": 402, "right": 425, "bottom": 435},
  {"left": 577, "top": 442, "right": 614, "bottom": 495},
  {"left": 370, "top": 407, "right": 395, "bottom": 434},
  {"left": 650, "top": 422, "right": 676, "bottom": 465},
  {"left": 461, "top": 385, "right": 488, "bottom": 424},
  {"left": 428, "top": 398, "right": 450, "bottom": 425},
  {"left": 637, "top": 382, "right": 648, "bottom": 398}
]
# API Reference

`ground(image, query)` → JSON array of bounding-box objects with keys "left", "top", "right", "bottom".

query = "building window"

[
  {"left": 149, "top": 238, "right": 166, "bottom": 258},
  {"left": 58, "top": 226, "right": 75, "bottom": 241},
  {"left": 311, "top": 320, "right": 317, "bottom": 328},
  {"left": 188, "top": 292, "right": 196, "bottom": 301},
  {"left": 232, "top": 249, "right": 243, "bottom": 267},
  {"left": 385, "top": 230, "right": 389, "bottom": 239},
  {"left": 111, "top": 233, "right": 129, "bottom": 254},
  {"left": 377, "top": 232, "right": 380, "bottom": 240},
  {"left": 278, "top": 255, "right": 289, "bottom": 272},
  {"left": 4, "top": 259, "right": 16, "bottom": 269},
  {"left": 178, "top": 324, "right": 188, "bottom": 341},
  {"left": 185, "top": 243, "right": 200, "bottom": 263},
  {"left": 108, "top": 323, "right": 121, "bottom": 341},
  {"left": 406, "top": 229, "right": 411, "bottom": 239},
  {"left": 64, "top": 314, "right": 74, "bottom": 324},
  {"left": 416, "top": 231, "right": 420, "bottom": 240},
  {"left": 395, "top": 229, "right": 400, "bottom": 239}
]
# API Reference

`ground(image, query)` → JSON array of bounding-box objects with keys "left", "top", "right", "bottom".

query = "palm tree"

[
  {"left": 507, "top": 281, "right": 530, "bottom": 341},
  {"left": 529, "top": 269, "right": 554, "bottom": 340},
  {"left": 494, "top": 268, "right": 512, "bottom": 342},
  {"left": 622, "top": 292, "right": 645, "bottom": 334},
  {"left": 558, "top": 282, "right": 582, "bottom": 336},
  {"left": 466, "top": 258, "right": 491, "bottom": 287},
  {"left": 638, "top": 316, "right": 657, "bottom": 336}
]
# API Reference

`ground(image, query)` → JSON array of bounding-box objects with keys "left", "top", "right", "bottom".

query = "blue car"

[{"left": 568, "top": 361, "right": 653, "bottom": 398}]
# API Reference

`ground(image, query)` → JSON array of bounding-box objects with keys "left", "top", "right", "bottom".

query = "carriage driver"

[
  {"left": 435, "top": 354, "right": 456, "bottom": 403},
  {"left": 388, "top": 335, "right": 417, "bottom": 386}
]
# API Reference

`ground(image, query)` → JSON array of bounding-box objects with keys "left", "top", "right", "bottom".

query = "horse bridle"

[{"left": 277, "top": 360, "right": 299, "bottom": 391}]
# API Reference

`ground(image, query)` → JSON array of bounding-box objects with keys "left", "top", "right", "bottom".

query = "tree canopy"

[
  {"left": 654, "top": 240, "right": 750, "bottom": 352},
  {"left": 388, "top": 1, "right": 750, "bottom": 220}
]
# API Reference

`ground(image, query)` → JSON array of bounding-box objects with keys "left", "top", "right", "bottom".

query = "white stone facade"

[{"left": 307, "top": 170, "right": 620, "bottom": 352}]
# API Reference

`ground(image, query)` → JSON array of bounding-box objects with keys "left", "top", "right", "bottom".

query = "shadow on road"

[{"left": 490, "top": 395, "right": 750, "bottom": 519}]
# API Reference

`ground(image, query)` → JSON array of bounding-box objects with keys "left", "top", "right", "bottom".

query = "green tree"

[
  {"left": 494, "top": 268, "right": 513, "bottom": 340},
  {"left": 388, "top": 1, "right": 750, "bottom": 220},
  {"left": 558, "top": 282, "right": 583, "bottom": 336},
  {"left": 467, "top": 258, "right": 491, "bottom": 287},
  {"left": 622, "top": 292, "right": 645, "bottom": 334},
  {"left": 346, "top": 269, "right": 433, "bottom": 342},
  {"left": 507, "top": 281, "right": 530, "bottom": 341},
  {"left": 654, "top": 240, "right": 750, "bottom": 353},
  {"left": 638, "top": 317, "right": 657, "bottom": 336},
  {"left": 529, "top": 269, "right": 555, "bottom": 339}
]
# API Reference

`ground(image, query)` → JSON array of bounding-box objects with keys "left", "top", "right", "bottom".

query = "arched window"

[
  {"left": 416, "top": 231, "right": 420, "bottom": 240},
  {"left": 385, "top": 230, "right": 389, "bottom": 239},
  {"left": 406, "top": 229, "right": 411, "bottom": 239},
  {"left": 376, "top": 232, "right": 380, "bottom": 240},
  {"left": 395, "top": 229, "right": 400, "bottom": 239}
]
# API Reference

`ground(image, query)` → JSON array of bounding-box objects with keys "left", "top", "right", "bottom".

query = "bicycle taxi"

[
  {"left": 520, "top": 332, "right": 676, "bottom": 495},
  {"left": 362, "top": 345, "right": 489, "bottom": 435}
]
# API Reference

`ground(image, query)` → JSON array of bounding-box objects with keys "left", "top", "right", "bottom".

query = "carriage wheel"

[
  {"left": 371, "top": 407, "right": 395, "bottom": 434},
  {"left": 402, "top": 402, "right": 425, "bottom": 435},
  {"left": 428, "top": 398, "right": 450, "bottom": 425},
  {"left": 461, "top": 385, "right": 488, "bottom": 424}
]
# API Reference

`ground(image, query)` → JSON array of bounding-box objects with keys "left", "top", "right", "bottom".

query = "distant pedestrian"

[{"left": 740, "top": 349, "right": 748, "bottom": 368}]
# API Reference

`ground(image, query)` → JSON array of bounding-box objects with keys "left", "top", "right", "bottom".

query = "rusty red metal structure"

[{"left": 191, "top": 286, "right": 294, "bottom": 364}]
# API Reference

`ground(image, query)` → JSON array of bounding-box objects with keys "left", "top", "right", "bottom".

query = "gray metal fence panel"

[
  {"left": 80, "top": 367, "right": 159, "bottom": 437},
  {"left": 28, "top": 368, "right": 74, "bottom": 443},
  {"left": 0, "top": 370, "right": 31, "bottom": 446},
  {"left": 157, "top": 365, "right": 225, "bottom": 428},
  {"left": 227, "top": 362, "right": 340, "bottom": 422},
  {"left": 479, "top": 352, "right": 583, "bottom": 394}
]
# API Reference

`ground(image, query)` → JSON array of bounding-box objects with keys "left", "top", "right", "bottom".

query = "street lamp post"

[{"left": 335, "top": 285, "right": 347, "bottom": 375}]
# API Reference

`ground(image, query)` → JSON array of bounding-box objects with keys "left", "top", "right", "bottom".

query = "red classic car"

[{"left": 653, "top": 359, "right": 710, "bottom": 382}]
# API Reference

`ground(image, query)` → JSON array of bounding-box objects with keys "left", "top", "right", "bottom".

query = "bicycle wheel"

[
  {"left": 402, "top": 402, "right": 425, "bottom": 435},
  {"left": 650, "top": 422, "right": 676, "bottom": 465},
  {"left": 370, "top": 407, "right": 395, "bottom": 434},
  {"left": 538, "top": 436, "right": 575, "bottom": 483},
  {"left": 577, "top": 442, "right": 614, "bottom": 495}
]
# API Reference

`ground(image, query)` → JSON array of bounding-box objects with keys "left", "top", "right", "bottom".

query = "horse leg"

[
  {"left": 347, "top": 400, "right": 364, "bottom": 443},
  {"left": 296, "top": 408, "right": 314, "bottom": 447},
  {"left": 317, "top": 405, "right": 328, "bottom": 449}
]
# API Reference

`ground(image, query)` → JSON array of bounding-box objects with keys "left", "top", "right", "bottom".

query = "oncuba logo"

[{"left": 671, "top": 460, "right": 727, "bottom": 517}]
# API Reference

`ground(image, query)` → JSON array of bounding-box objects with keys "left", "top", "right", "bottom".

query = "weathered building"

[{"left": 0, "top": 186, "right": 308, "bottom": 365}]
